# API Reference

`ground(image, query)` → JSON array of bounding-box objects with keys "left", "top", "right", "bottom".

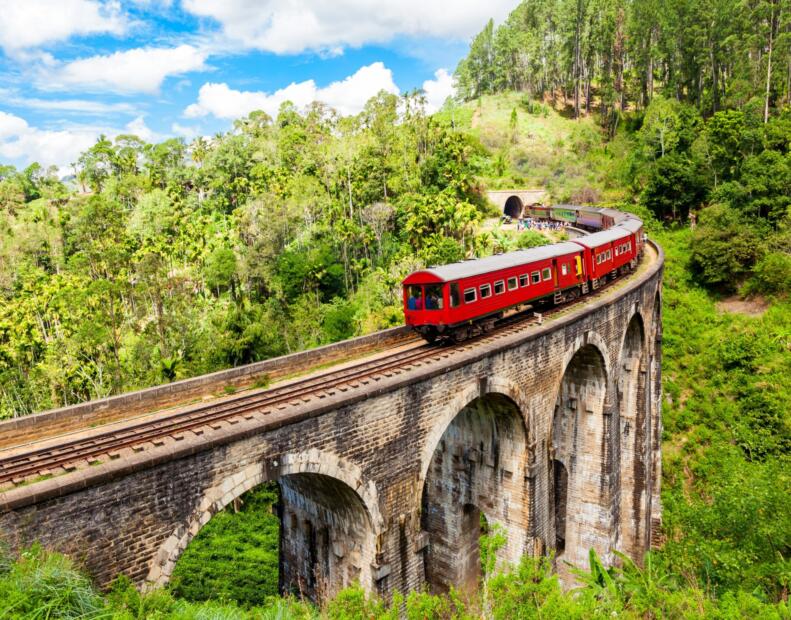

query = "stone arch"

[
  {"left": 420, "top": 389, "right": 529, "bottom": 594},
  {"left": 549, "top": 342, "right": 610, "bottom": 576},
  {"left": 147, "top": 451, "right": 380, "bottom": 603},
  {"left": 503, "top": 195, "right": 523, "bottom": 218},
  {"left": 616, "top": 312, "right": 648, "bottom": 559}
]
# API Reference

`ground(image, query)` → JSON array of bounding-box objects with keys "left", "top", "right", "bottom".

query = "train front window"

[
  {"left": 424, "top": 284, "right": 443, "bottom": 310},
  {"left": 406, "top": 285, "right": 424, "bottom": 310},
  {"left": 449, "top": 283, "right": 460, "bottom": 308}
]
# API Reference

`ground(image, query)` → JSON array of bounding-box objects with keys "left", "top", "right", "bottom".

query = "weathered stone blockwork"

[{"left": 0, "top": 247, "right": 663, "bottom": 601}]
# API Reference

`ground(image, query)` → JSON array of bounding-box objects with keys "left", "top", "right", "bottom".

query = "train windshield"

[{"left": 405, "top": 284, "right": 444, "bottom": 311}]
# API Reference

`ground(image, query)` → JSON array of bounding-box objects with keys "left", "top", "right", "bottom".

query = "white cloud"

[
  {"left": 0, "top": 90, "right": 137, "bottom": 115},
  {"left": 185, "top": 62, "right": 399, "bottom": 119},
  {"left": 0, "top": 112, "right": 162, "bottom": 172},
  {"left": 183, "top": 0, "right": 517, "bottom": 54},
  {"left": 123, "top": 116, "right": 160, "bottom": 142},
  {"left": 0, "top": 112, "right": 30, "bottom": 140},
  {"left": 422, "top": 68, "right": 455, "bottom": 113},
  {"left": 0, "top": 112, "right": 97, "bottom": 172},
  {"left": 171, "top": 122, "right": 199, "bottom": 139},
  {"left": 0, "top": 0, "right": 126, "bottom": 53},
  {"left": 42, "top": 45, "right": 208, "bottom": 94}
]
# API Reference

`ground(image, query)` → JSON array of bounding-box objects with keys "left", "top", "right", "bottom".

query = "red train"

[{"left": 402, "top": 216, "right": 644, "bottom": 342}]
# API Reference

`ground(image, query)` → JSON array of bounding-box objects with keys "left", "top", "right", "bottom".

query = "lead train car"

[{"left": 403, "top": 242, "right": 585, "bottom": 342}]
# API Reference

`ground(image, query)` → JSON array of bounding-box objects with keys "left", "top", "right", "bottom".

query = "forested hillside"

[
  {"left": 455, "top": 0, "right": 790, "bottom": 125},
  {"left": 0, "top": 95, "right": 496, "bottom": 418}
]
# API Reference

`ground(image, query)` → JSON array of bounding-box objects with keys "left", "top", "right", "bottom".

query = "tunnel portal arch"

[{"left": 503, "top": 195, "right": 524, "bottom": 218}]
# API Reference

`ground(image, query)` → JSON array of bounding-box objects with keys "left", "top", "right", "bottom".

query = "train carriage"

[
  {"left": 523, "top": 205, "right": 551, "bottom": 220},
  {"left": 571, "top": 226, "right": 634, "bottom": 286},
  {"left": 618, "top": 217, "right": 645, "bottom": 256},
  {"left": 403, "top": 242, "right": 586, "bottom": 342},
  {"left": 576, "top": 206, "right": 604, "bottom": 230},
  {"left": 550, "top": 205, "right": 579, "bottom": 223}
]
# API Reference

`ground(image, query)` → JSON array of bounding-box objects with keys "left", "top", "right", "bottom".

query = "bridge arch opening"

[
  {"left": 550, "top": 344, "right": 608, "bottom": 570},
  {"left": 617, "top": 314, "right": 647, "bottom": 558},
  {"left": 503, "top": 195, "right": 523, "bottom": 219},
  {"left": 421, "top": 392, "right": 528, "bottom": 594},
  {"left": 278, "top": 472, "right": 375, "bottom": 601},
  {"left": 152, "top": 458, "right": 377, "bottom": 605}
]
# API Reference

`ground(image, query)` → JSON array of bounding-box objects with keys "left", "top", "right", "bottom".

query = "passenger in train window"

[{"left": 407, "top": 286, "right": 423, "bottom": 310}]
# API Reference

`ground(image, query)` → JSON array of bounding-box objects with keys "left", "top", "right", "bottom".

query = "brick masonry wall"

[{"left": 0, "top": 249, "right": 663, "bottom": 600}]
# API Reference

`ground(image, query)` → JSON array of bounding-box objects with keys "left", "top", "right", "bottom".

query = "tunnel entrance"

[
  {"left": 551, "top": 344, "right": 608, "bottom": 570},
  {"left": 421, "top": 392, "right": 528, "bottom": 594},
  {"left": 503, "top": 195, "right": 523, "bottom": 218}
]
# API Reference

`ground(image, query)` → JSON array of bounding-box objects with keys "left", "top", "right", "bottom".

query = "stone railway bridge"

[{"left": 0, "top": 244, "right": 663, "bottom": 602}]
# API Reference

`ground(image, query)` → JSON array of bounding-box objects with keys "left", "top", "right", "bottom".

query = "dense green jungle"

[{"left": 0, "top": 0, "right": 789, "bottom": 616}]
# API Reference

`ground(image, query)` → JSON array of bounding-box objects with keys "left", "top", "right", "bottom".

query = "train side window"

[
  {"left": 614, "top": 247, "right": 620, "bottom": 256},
  {"left": 464, "top": 287, "right": 476, "bottom": 303},
  {"left": 531, "top": 271, "right": 541, "bottom": 284},
  {"left": 542, "top": 267, "right": 552, "bottom": 281},
  {"left": 607, "top": 249, "right": 612, "bottom": 260},
  {"left": 519, "top": 274, "right": 529, "bottom": 287},
  {"left": 424, "top": 284, "right": 443, "bottom": 310},
  {"left": 507, "top": 276, "right": 518, "bottom": 290},
  {"left": 480, "top": 283, "right": 492, "bottom": 298},
  {"left": 561, "top": 264, "right": 568, "bottom": 276},
  {"left": 449, "top": 283, "right": 460, "bottom": 308},
  {"left": 494, "top": 280, "right": 505, "bottom": 294}
]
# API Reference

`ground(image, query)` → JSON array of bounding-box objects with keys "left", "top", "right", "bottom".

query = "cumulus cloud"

[
  {"left": 422, "top": 68, "right": 455, "bottom": 113},
  {"left": 0, "top": 0, "right": 126, "bottom": 53},
  {"left": 0, "top": 111, "right": 98, "bottom": 172},
  {"left": 184, "top": 62, "right": 399, "bottom": 119},
  {"left": 123, "top": 116, "right": 160, "bottom": 142},
  {"left": 182, "top": 0, "right": 516, "bottom": 54},
  {"left": 171, "top": 123, "right": 199, "bottom": 139},
  {"left": 0, "top": 112, "right": 165, "bottom": 172},
  {"left": 41, "top": 45, "right": 208, "bottom": 94}
]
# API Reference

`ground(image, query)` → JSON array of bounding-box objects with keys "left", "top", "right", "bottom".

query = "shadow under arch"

[
  {"left": 504, "top": 195, "right": 524, "bottom": 218},
  {"left": 549, "top": 342, "right": 610, "bottom": 577},
  {"left": 147, "top": 451, "right": 380, "bottom": 603},
  {"left": 420, "top": 390, "right": 529, "bottom": 594},
  {"left": 616, "top": 312, "right": 649, "bottom": 559}
]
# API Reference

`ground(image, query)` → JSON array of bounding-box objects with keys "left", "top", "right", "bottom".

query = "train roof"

[
  {"left": 570, "top": 226, "right": 632, "bottom": 248},
  {"left": 405, "top": 242, "right": 583, "bottom": 283},
  {"left": 618, "top": 217, "right": 644, "bottom": 232}
]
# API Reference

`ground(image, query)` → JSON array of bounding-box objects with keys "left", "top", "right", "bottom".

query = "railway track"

[{"left": 0, "top": 261, "right": 641, "bottom": 489}]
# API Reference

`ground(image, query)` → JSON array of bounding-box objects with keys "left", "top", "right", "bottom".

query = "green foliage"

[
  {"left": 170, "top": 483, "right": 280, "bottom": 607},
  {"left": 689, "top": 205, "right": 762, "bottom": 289}
]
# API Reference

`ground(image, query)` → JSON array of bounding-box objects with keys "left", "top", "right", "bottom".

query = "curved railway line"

[{"left": 0, "top": 246, "right": 653, "bottom": 490}]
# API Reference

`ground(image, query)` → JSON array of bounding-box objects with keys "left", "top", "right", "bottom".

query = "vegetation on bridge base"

[{"left": 2, "top": 542, "right": 788, "bottom": 619}]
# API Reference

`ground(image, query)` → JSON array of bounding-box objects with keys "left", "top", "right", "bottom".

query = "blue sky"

[{"left": 0, "top": 0, "right": 518, "bottom": 171}]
